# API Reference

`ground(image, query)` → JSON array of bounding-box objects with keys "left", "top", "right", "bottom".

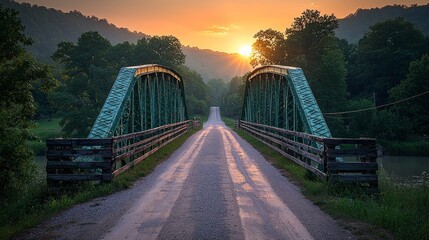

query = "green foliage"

[
  {"left": 351, "top": 18, "right": 428, "bottom": 102},
  {"left": 251, "top": 9, "right": 349, "bottom": 121},
  {"left": 389, "top": 54, "right": 429, "bottom": 134},
  {"left": 222, "top": 76, "right": 246, "bottom": 119},
  {"left": 373, "top": 110, "right": 412, "bottom": 140},
  {"left": 250, "top": 29, "right": 287, "bottom": 67},
  {"left": 206, "top": 78, "right": 227, "bottom": 106},
  {"left": 177, "top": 66, "right": 211, "bottom": 117},
  {"left": 27, "top": 118, "right": 62, "bottom": 156},
  {"left": 335, "top": 4, "right": 429, "bottom": 44},
  {"left": 0, "top": 5, "right": 55, "bottom": 202},
  {"left": 50, "top": 32, "right": 189, "bottom": 137},
  {"left": 345, "top": 99, "right": 376, "bottom": 137},
  {"left": 380, "top": 140, "right": 429, "bottom": 156},
  {"left": 285, "top": 9, "right": 338, "bottom": 69}
]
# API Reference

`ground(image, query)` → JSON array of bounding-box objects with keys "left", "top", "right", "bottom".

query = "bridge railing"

[
  {"left": 46, "top": 120, "right": 198, "bottom": 191},
  {"left": 238, "top": 121, "right": 378, "bottom": 190}
]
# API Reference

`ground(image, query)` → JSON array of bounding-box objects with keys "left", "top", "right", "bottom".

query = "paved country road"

[{"left": 18, "top": 107, "right": 354, "bottom": 240}]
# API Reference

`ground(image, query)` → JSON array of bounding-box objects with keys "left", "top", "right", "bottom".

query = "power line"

[{"left": 323, "top": 90, "right": 429, "bottom": 116}]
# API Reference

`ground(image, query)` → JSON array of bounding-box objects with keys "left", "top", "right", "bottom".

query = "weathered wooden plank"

[
  {"left": 112, "top": 128, "right": 187, "bottom": 176},
  {"left": 329, "top": 174, "right": 378, "bottom": 183},
  {"left": 327, "top": 162, "right": 378, "bottom": 172},
  {"left": 46, "top": 161, "right": 111, "bottom": 169},
  {"left": 46, "top": 149, "right": 113, "bottom": 158},
  {"left": 113, "top": 120, "right": 190, "bottom": 142},
  {"left": 245, "top": 123, "right": 323, "bottom": 155},
  {"left": 240, "top": 125, "right": 326, "bottom": 179},
  {"left": 47, "top": 138, "right": 112, "bottom": 147},
  {"left": 240, "top": 121, "right": 325, "bottom": 143},
  {"left": 114, "top": 125, "right": 188, "bottom": 161},
  {"left": 241, "top": 124, "right": 324, "bottom": 164},
  {"left": 114, "top": 124, "right": 188, "bottom": 153},
  {"left": 47, "top": 174, "right": 112, "bottom": 181},
  {"left": 323, "top": 138, "right": 376, "bottom": 146},
  {"left": 326, "top": 148, "right": 377, "bottom": 158}
]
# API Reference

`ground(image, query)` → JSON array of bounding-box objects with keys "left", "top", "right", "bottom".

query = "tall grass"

[
  {"left": 27, "top": 118, "right": 62, "bottom": 156},
  {"left": 0, "top": 129, "right": 199, "bottom": 240},
  {"left": 225, "top": 117, "right": 429, "bottom": 240}
]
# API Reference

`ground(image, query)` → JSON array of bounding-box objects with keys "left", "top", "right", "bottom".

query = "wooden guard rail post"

[
  {"left": 46, "top": 120, "right": 191, "bottom": 191},
  {"left": 238, "top": 120, "right": 379, "bottom": 191}
]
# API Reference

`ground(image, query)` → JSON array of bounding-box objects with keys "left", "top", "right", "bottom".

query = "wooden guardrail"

[
  {"left": 238, "top": 121, "right": 378, "bottom": 191},
  {"left": 46, "top": 120, "right": 199, "bottom": 191}
]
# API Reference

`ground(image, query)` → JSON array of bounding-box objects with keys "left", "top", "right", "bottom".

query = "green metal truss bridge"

[
  {"left": 46, "top": 64, "right": 378, "bottom": 191},
  {"left": 241, "top": 65, "right": 331, "bottom": 139}
]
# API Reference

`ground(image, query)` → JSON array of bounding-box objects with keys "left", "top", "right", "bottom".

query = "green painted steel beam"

[
  {"left": 88, "top": 64, "right": 188, "bottom": 139},
  {"left": 241, "top": 65, "right": 331, "bottom": 140}
]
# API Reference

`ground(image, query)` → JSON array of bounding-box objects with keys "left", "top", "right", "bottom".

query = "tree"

[
  {"left": 250, "top": 29, "right": 286, "bottom": 67},
  {"left": 50, "top": 32, "right": 116, "bottom": 137},
  {"left": 222, "top": 76, "right": 245, "bottom": 119},
  {"left": 353, "top": 18, "right": 428, "bottom": 102},
  {"left": 389, "top": 54, "right": 429, "bottom": 135},
  {"left": 207, "top": 78, "right": 227, "bottom": 107},
  {"left": 0, "top": 5, "right": 55, "bottom": 201},
  {"left": 176, "top": 66, "right": 211, "bottom": 116},
  {"left": 133, "top": 36, "right": 185, "bottom": 69},
  {"left": 285, "top": 9, "right": 338, "bottom": 70}
]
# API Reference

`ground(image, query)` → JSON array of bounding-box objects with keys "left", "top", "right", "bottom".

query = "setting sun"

[{"left": 238, "top": 45, "right": 252, "bottom": 57}]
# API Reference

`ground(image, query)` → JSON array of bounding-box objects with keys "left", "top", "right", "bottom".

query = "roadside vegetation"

[
  {"left": 223, "top": 118, "right": 429, "bottom": 240},
  {"left": 0, "top": 128, "right": 200, "bottom": 240},
  {"left": 27, "top": 118, "right": 62, "bottom": 156}
]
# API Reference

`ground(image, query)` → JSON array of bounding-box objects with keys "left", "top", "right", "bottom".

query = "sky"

[{"left": 16, "top": 0, "right": 429, "bottom": 54}]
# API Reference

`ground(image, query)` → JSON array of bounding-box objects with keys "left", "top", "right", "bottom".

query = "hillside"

[
  {"left": 336, "top": 4, "right": 429, "bottom": 43},
  {"left": 2, "top": 0, "right": 251, "bottom": 81},
  {"left": 182, "top": 47, "right": 252, "bottom": 82}
]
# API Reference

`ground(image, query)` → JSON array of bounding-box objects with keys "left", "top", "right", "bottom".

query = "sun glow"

[{"left": 238, "top": 45, "right": 252, "bottom": 57}]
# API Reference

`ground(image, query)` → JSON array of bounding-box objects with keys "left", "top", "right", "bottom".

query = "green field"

[{"left": 27, "top": 118, "right": 62, "bottom": 156}]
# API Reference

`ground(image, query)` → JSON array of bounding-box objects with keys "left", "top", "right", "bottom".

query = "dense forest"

[
  {"left": 2, "top": 0, "right": 252, "bottom": 81},
  {"left": 336, "top": 4, "right": 429, "bottom": 43},
  {"left": 247, "top": 9, "right": 429, "bottom": 143}
]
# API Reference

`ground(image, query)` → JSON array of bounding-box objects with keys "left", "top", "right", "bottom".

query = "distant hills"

[
  {"left": 3, "top": 1, "right": 428, "bottom": 81},
  {"left": 336, "top": 4, "right": 429, "bottom": 43},
  {"left": 2, "top": 0, "right": 252, "bottom": 81}
]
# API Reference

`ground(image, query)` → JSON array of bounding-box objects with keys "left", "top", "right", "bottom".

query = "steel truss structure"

[
  {"left": 88, "top": 64, "right": 188, "bottom": 139},
  {"left": 241, "top": 65, "right": 331, "bottom": 139}
]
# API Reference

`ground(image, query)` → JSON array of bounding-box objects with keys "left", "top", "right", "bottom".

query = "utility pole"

[{"left": 373, "top": 92, "right": 376, "bottom": 107}]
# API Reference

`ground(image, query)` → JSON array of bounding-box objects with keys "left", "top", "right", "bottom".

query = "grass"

[
  {"left": 223, "top": 117, "right": 429, "bottom": 240},
  {"left": 0, "top": 128, "right": 200, "bottom": 240},
  {"left": 380, "top": 140, "right": 429, "bottom": 156},
  {"left": 27, "top": 118, "right": 63, "bottom": 156},
  {"left": 190, "top": 114, "right": 209, "bottom": 124}
]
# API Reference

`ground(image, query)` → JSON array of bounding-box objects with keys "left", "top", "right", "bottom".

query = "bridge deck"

[{"left": 24, "top": 107, "right": 355, "bottom": 240}]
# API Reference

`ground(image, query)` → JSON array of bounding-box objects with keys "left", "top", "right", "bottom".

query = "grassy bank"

[
  {"left": 0, "top": 128, "right": 200, "bottom": 240},
  {"left": 224, "top": 118, "right": 429, "bottom": 240},
  {"left": 27, "top": 118, "right": 62, "bottom": 156},
  {"left": 380, "top": 140, "right": 429, "bottom": 156}
]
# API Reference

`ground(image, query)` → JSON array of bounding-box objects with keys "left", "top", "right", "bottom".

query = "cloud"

[{"left": 202, "top": 24, "right": 240, "bottom": 36}]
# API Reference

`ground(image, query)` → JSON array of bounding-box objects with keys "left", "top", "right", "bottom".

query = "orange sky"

[{"left": 16, "top": 0, "right": 429, "bottom": 53}]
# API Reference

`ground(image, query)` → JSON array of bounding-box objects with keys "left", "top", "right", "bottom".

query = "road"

[{"left": 19, "top": 107, "right": 354, "bottom": 240}]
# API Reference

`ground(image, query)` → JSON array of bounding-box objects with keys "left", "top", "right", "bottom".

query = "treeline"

[
  {"left": 1, "top": 0, "right": 147, "bottom": 62},
  {"left": 336, "top": 4, "right": 429, "bottom": 43},
  {"left": 45, "top": 32, "right": 212, "bottom": 137},
  {"left": 245, "top": 10, "right": 429, "bottom": 140}
]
